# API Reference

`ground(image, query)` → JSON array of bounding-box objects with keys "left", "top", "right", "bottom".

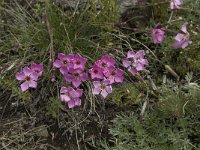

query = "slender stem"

[{"left": 44, "top": 3, "right": 54, "bottom": 65}]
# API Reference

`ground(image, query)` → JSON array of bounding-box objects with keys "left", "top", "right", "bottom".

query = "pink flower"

[
  {"left": 89, "top": 64, "right": 104, "bottom": 80},
  {"left": 173, "top": 23, "right": 192, "bottom": 49},
  {"left": 123, "top": 50, "right": 148, "bottom": 75},
  {"left": 151, "top": 28, "right": 165, "bottom": 44},
  {"left": 60, "top": 86, "right": 83, "bottom": 109},
  {"left": 16, "top": 67, "right": 39, "bottom": 92},
  {"left": 64, "top": 68, "right": 88, "bottom": 88},
  {"left": 72, "top": 54, "right": 87, "bottom": 70},
  {"left": 53, "top": 53, "right": 74, "bottom": 74},
  {"left": 92, "top": 80, "right": 112, "bottom": 98},
  {"left": 104, "top": 67, "right": 124, "bottom": 84},
  {"left": 170, "top": 0, "right": 183, "bottom": 9},
  {"left": 95, "top": 55, "right": 116, "bottom": 73},
  {"left": 30, "top": 63, "right": 43, "bottom": 76}
]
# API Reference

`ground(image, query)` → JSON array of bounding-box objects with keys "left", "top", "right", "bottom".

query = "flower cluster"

[
  {"left": 151, "top": 22, "right": 191, "bottom": 49},
  {"left": 53, "top": 53, "right": 88, "bottom": 108},
  {"left": 15, "top": 52, "right": 147, "bottom": 108},
  {"left": 89, "top": 55, "right": 124, "bottom": 98},
  {"left": 151, "top": 1, "right": 192, "bottom": 49},
  {"left": 123, "top": 50, "right": 148, "bottom": 76},
  {"left": 16, "top": 63, "right": 43, "bottom": 92}
]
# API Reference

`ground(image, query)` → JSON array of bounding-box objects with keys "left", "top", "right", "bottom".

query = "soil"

[{"left": 0, "top": 88, "right": 136, "bottom": 149}]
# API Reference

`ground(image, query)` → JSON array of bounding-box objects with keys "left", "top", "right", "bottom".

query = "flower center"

[
  {"left": 111, "top": 71, "right": 116, "bottom": 76},
  {"left": 25, "top": 76, "right": 31, "bottom": 81},
  {"left": 63, "top": 60, "right": 67, "bottom": 64},
  {"left": 74, "top": 73, "right": 80, "bottom": 77},
  {"left": 183, "top": 33, "right": 189, "bottom": 39},
  {"left": 35, "top": 69, "right": 39, "bottom": 73},
  {"left": 76, "top": 61, "right": 81, "bottom": 65},
  {"left": 102, "top": 62, "right": 107, "bottom": 68},
  {"left": 101, "top": 85, "right": 106, "bottom": 90},
  {"left": 65, "top": 92, "right": 69, "bottom": 96},
  {"left": 94, "top": 69, "right": 98, "bottom": 74},
  {"left": 155, "top": 30, "right": 159, "bottom": 35}
]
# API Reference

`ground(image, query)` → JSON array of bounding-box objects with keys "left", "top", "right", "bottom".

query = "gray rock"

[
  {"left": 52, "top": 0, "right": 151, "bottom": 28},
  {"left": 52, "top": 0, "right": 140, "bottom": 13},
  {"left": 118, "top": 0, "right": 139, "bottom": 14},
  {"left": 52, "top": 0, "right": 88, "bottom": 10}
]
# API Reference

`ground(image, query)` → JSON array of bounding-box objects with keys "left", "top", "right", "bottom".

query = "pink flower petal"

[
  {"left": 72, "top": 79, "right": 81, "bottom": 88},
  {"left": 28, "top": 80, "right": 37, "bottom": 88},
  {"left": 16, "top": 72, "right": 25, "bottom": 81},
  {"left": 20, "top": 82, "right": 29, "bottom": 92},
  {"left": 108, "top": 77, "right": 115, "bottom": 84},
  {"left": 175, "top": 33, "right": 184, "bottom": 42},
  {"left": 106, "top": 85, "right": 112, "bottom": 94},
  {"left": 101, "top": 90, "right": 108, "bottom": 98},
  {"left": 103, "top": 79, "right": 110, "bottom": 86},
  {"left": 80, "top": 73, "right": 88, "bottom": 81},
  {"left": 68, "top": 100, "right": 75, "bottom": 109},
  {"left": 53, "top": 60, "right": 62, "bottom": 68},
  {"left": 93, "top": 87, "right": 101, "bottom": 95},
  {"left": 61, "top": 95, "right": 71, "bottom": 102},
  {"left": 123, "top": 60, "right": 131, "bottom": 68},
  {"left": 60, "top": 66, "right": 69, "bottom": 75},
  {"left": 23, "top": 67, "right": 32, "bottom": 76},
  {"left": 69, "top": 88, "right": 79, "bottom": 98},
  {"left": 74, "top": 98, "right": 81, "bottom": 106},
  {"left": 135, "top": 50, "right": 145, "bottom": 58},
  {"left": 76, "top": 89, "right": 83, "bottom": 97},
  {"left": 58, "top": 53, "right": 66, "bottom": 59},
  {"left": 60, "top": 86, "right": 68, "bottom": 94},
  {"left": 181, "top": 22, "right": 188, "bottom": 33},
  {"left": 116, "top": 68, "right": 124, "bottom": 76},
  {"left": 127, "top": 51, "right": 136, "bottom": 58},
  {"left": 93, "top": 81, "right": 101, "bottom": 88},
  {"left": 181, "top": 41, "right": 189, "bottom": 49},
  {"left": 64, "top": 73, "right": 73, "bottom": 82},
  {"left": 136, "top": 63, "right": 145, "bottom": 71},
  {"left": 115, "top": 76, "right": 123, "bottom": 83},
  {"left": 129, "top": 67, "right": 137, "bottom": 75},
  {"left": 140, "top": 59, "right": 148, "bottom": 65},
  {"left": 30, "top": 72, "right": 39, "bottom": 80},
  {"left": 30, "top": 63, "right": 43, "bottom": 76}
]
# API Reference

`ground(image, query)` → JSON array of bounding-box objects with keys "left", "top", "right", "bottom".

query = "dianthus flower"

[
  {"left": 92, "top": 80, "right": 112, "bottom": 98},
  {"left": 173, "top": 22, "right": 192, "bottom": 49},
  {"left": 60, "top": 86, "right": 83, "bottom": 108},
  {"left": 170, "top": 0, "right": 183, "bottom": 9},
  {"left": 123, "top": 50, "right": 148, "bottom": 75},
  {"left": 89, "top": 64, "right": 104, "bottom": 80},
  {"left": 95, "top": 54, "right": 116, "bottom": 73},
  {"left": 16, "top": 67, "right": 39, "bottom": 92},
  {"left": 53, "top": 53, "right": 74, "bottom": 74},
  {"left": 104, "top": 67, "right": 124, "bottom": 84},
  {"left": 151, "top": 28, "right": 165, "bottom": 44},
  {"left": 72, "top": 53, "right": 87, "bottom": 70},
  {"left": 64, "top": 68, "right": 88, "bottom": 88}
]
